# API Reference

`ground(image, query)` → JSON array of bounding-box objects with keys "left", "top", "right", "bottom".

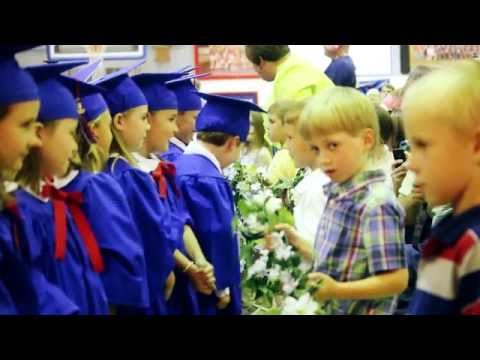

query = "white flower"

[
  {"left": 265, "top": 197, "right": 283, "bottom": 215},
  {"left": 244, "top": 214, "right": 267, "bottom": 234},
  {"left": 247, "top": 257, "right": 268, "bottom": 279},
  {"left": 250, "top": 182, "right": 262, "bottom": 193},
  {"left": 267, "top": 265, "right": 281, "bottom": 282},
  {"left": 274, "top": 242, "right": 294, "bottom": 261},
  {"left": 280, "top": 270, "right": 298, "bottom": 295},
  {"left": 281, "top": 293, "right": 319, "bottom": 315},
  {"left": 251, "top": 192, "right": 268, "bottom": 206},
  {"left": 263, "top": 189, "right": 274, "bottom": 198},
  {"left": 237, "top": 181, "right": 250, "bottom": 193},
  {"left": 224, "top": 166, "right": 237, "bottom": 182},
  {"left": 240, "top": 259, "right": 246, "bottom": 274},
  {"left": 268, "top": 231, "right": 284, "bottom": 250},
  {"left": 298, "top": 260, "right": 313, "bottom": 274}
]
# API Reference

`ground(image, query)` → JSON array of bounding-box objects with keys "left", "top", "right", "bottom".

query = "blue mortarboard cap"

[
  {"left": 0, "top": 45, "right": 42, "bottom": 106},
  {"left": 132, "top": 72, "right": 186, "bottom": 111},
  {"left": 70, "top": 59, "right": 103, "bottom": 82},
  {"left": 195, "top": 92, "right": 266, "bottom": 142},
  {"left": 69, "top": 60, "right": 109, "bottom": 122},
  {"left": 166, "top": 73, "right": 207, "bottom": 112},
  {"left": 61, "top": 75, "right": 107, "bottom": 123},
  {"left": 26, "top": 60, "right": 88, "bottom": 122},
  {"left": 93, "top": 59, "right": 147, "bottom": 116}
]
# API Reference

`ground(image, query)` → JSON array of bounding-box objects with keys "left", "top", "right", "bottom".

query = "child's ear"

[
  {"left": 361, "top": 128, "right": 375, "bottom": 151},
  {"left": 472, "top": 125, "right": 480, "bottom": 161},
  {"left": 35, "top": 122, "right": 44, "bottom": 142},
  {"left": 147, "top": 112, "right": 154, "bottom": 126},
  {"left": 112, "top": 113, "right": 126, "bottom": 131},
  {"left": 36, "top": 123, "right": 47, "bottom": 141},
  {"left": 226, "top": 136, "right": 240, "bottom": 151}
]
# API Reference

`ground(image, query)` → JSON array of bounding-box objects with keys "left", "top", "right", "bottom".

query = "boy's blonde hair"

[
  {"left": 283, "top": 100, "right": 308, "bottom": 126},
  {"left": 268, "top": 100, "right": 299, "bottom": 125},
  {"left": 402, "top": 60, "right": 480, "bottom": 136},
  {"left": 299, "top": 87, "right": 382, "bottom": 158}
]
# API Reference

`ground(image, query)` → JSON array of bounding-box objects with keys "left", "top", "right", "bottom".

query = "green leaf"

[{"left": 277, "top": 207, "right": 294, "bottom": 226}]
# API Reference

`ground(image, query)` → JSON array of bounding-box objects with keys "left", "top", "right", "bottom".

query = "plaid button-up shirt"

[{"left": 314, "top": 170, "right": 407, "bottom": 315}]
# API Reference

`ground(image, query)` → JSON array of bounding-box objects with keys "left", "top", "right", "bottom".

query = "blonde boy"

[
  {"left": 302, "top": 87, "right": 408, "bottom": 315},
  {"left": 402, "top": 60, "right": 480, "bottom": 315},
  {"left": 272, "top": 101, "right": 330, "bottom": 260}
]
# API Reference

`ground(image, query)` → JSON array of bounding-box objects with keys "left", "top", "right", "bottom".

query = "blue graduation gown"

[
  {"left": 0, "top": 207, "right": 78, "bottom": 315},
  {"left": 59, "top": 171, "right": 150, "bottom": 310},
  {"left": 159, "top": 141, "right": 185, "bottom": 164},
  {"left": 175, "top": 154, "right": 242, "bottom": 315},
  {"left": 15, "top": 189, "right": 109, "bottom": 315},
  {"left": 104, "top": 157, "right": 175, "bottom": 315},
  {"left": 155, "top": 163, "right": 200, "bottom": 315}
]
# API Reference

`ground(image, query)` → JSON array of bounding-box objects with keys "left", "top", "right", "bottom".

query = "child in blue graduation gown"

[
  {"left": 94, "top": 62, "right": 175, "bottom": 315},
  {"left": 132, "top": 73, "right": 216, "bottom": 315},
  {"left": 14, "top": 61, "right": 110, "bottom": 315},
  {"left": 47, "top": 64, "right": 150, "bottom": 313},
  {"left": 160, "top": 73, "right": 204, "bottom": 163},
  {"left": 175, "top": 92, "right": 266, "bottom": 315},
  {"left": 0, "top": 46, "right": 80, "bottom": 315}
]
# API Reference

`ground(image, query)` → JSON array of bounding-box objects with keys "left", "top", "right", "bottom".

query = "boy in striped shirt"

[{"left": 402, "top": 60, "right": 480, "bottom": 315}]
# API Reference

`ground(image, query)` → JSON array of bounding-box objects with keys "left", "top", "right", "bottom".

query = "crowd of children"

[{"left": 1, "top": 45, "right": 479, "bottom": 315}]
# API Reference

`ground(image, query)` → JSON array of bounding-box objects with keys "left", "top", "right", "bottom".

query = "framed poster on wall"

[
  {"left": 401, "top": 45, "right": 480, "bottom": 73},
  {"left": 194, "top": 45, "right": 259, "bottom": 80},
  {"left": 47, "top": 45, "right": 146, "bottom": 61}
]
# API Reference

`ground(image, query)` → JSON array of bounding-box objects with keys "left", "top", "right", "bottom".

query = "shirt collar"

[
  {"left": 170, "top": 137, "right": 188, "bottom": 151},
  {"left": 431, "top": 205, "right": 480, "bottom": 246},
  {"left": 52, "top": 170, "right": 79, "bottom": 189},
  {"left": 132, "top": 152, "right": 160, "bottom": 173},
  {"left": 184, "top": 140, "right": 223, "bottom": 173},
  {"left": 3, "top": 181, "right": 18, "bottom": 193},
  {"left": 323, "top": 169, "right": 386, "bottom": 201}
]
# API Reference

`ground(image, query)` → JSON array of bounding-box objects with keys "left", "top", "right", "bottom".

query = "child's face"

[
  {"left": 308, "top": 130, "right": 372, "bottom": 183},
  {"left": 146, "top": 109, "right": 178, "bottom": 153},
  {"left": 268, "top": 114, "right": 286, "bottom": 144},
  {"left": 284, "top": 123, "right": 317, "bottom": 168},
  {"left": 114, "top": 105, "right": 149, "bottom": 152},
  {"left": 39, "top": 119, "right": 79, "bottom": 177},
  {"left": 0, "top": 100, "right": 41, "bottom": 172},
  {"left": 90, "top": 111, "right": 113, "bottom": 156},
  {"left": 176, "top": 110, "right": 199, "bottom": 144},
  {"left": 404, "top": 112, "right": 475, "bottom": 208}
]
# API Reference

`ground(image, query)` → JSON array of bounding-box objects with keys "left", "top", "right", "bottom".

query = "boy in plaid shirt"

[
  {"left": 301, "top": 87, "right": 408, "bottom": 315},
  {"left": 402, "top": 61, "right": 480, "bottom": 315}
]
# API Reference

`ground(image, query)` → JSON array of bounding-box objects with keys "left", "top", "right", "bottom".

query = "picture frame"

[
  {"left": 213, "top": 92, "right": 258, "bottom": 104},
  {"left": 194, "top": 45, "right": 259, "bottom": 80},
  {"left": 47, "top": 45, "right": 147, "bottom": 61},
  {"left": 401, "top": 45, "right": 480, "bottom": 73}
]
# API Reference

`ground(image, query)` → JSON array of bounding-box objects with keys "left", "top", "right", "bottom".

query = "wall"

[{"left": 16, "top": 45, "right": 408, "bottom": 107}]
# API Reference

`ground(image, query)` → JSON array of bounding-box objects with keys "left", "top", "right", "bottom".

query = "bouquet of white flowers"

[{"left": 228, "top": 161, "right": 334, "bottom": 315}]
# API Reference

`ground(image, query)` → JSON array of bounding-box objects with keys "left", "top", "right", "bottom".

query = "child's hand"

[
  {"left": 195, "top": 259, "right": 216, "bottom": 289},
  {"left": 164, "top": 271, "right": 176, "bottom": 301},
  {"left": 265, "top": 224, "right": 300, "bottom": 250},
  {"left": 217, "top": 293, "right": 231, "bottom": 310},
  {"left": 307, "top": 272, "right": 338, "bottom": 301},
  {"left": 185, "top": 263, "right": 215, "bottom": 295}
]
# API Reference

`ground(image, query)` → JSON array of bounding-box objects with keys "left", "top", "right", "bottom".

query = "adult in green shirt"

[{"left": 245, "top": 45, "right": 333, "bottom": 103}]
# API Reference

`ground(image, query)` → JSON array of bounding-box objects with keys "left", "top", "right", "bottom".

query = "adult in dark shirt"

[{"left": 324, "top": 45, "right": 357, "bottom": 87}]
